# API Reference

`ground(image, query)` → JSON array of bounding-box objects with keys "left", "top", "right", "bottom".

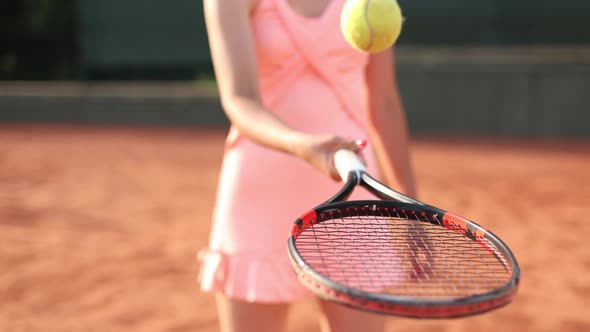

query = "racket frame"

[{"left": 287, "top": 169, "right": 520, "bottom": 318}]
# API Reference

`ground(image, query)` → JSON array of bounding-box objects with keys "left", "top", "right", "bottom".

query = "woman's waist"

[{"left": 264, "top": 74, "right": 365, "bottom": 130}]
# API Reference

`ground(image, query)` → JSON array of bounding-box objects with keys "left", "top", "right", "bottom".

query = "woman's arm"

[
  {"left": 364, "top": 49, "right": 417, "bottom": 196},
  {"left": 204, "top": 0, "right": 301, "bottom": 154},
  {"left": 204, "top": 0, "right": 360, "bottom": 180}
]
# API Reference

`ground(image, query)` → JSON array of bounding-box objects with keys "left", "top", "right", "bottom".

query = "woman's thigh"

[
  {"left": 317, "top": 299, "right": 387, "bottom": 332},
  {"left": 215, "top": 294, "right": 291, "bottom": 332}
]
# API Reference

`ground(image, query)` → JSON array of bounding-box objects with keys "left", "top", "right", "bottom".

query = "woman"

[{"left": 198, "top": 0, "right": 416, "bottom": 331}]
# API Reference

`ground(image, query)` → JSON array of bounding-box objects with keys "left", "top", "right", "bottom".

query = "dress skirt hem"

[{"left": 197, "top": 248, "right": 313, "bottom": 303}]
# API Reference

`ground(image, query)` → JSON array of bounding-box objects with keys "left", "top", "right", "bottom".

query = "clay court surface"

[{"left": 1, "top": 125, "right": 588, "bottom": 332}]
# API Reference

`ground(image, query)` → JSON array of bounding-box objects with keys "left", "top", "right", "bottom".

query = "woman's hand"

[{"left": 293, "top": 134, "right": 366, "bottom": 181}]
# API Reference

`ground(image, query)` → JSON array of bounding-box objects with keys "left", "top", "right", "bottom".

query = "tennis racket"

[{"left": 287, "top": 149, "right": 520, "bottom": 319}]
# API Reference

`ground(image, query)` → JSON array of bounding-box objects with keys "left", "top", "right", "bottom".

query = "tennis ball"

[{"left": 340, "top": 0, "right": 404, "bottom": 53}]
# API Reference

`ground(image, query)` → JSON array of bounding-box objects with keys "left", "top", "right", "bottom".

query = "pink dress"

[{"left": 198, "top": 0, "right": 381, "bottom": 303}]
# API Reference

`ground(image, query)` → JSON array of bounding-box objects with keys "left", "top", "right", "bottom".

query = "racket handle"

[{"left": 334, "top": 149, "right": 366, "bottom": 182}]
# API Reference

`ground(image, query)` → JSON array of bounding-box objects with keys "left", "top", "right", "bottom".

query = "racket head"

[{"left": 288, "top": 199, "right": 520, "bottom": 319}]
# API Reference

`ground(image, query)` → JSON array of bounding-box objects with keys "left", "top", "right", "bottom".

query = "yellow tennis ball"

[{"left": 340, "top": 0, "right": 404, "bottom": 53}]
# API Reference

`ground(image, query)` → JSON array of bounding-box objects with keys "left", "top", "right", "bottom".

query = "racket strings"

[{"left": 295, "top": 209, "right": 511, "bottom": 299}]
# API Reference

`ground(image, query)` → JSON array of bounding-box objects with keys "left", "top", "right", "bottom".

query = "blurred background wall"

[{"left": 1, "top": 0, "right": 589, "bottom": 137}]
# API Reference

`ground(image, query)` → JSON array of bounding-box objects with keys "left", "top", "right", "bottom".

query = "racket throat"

[
  {"left": 325, "top": 171, "right": 361, "bottom": 203},
  {"left": 360, "top": 173, "right": 421, "bottom": 204}
]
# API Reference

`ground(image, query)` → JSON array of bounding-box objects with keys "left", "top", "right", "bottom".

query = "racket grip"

[{"left": 334, "top": 149, "right": 366, "bottom": 182}]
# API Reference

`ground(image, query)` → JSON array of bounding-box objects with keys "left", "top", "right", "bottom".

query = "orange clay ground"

[{"left": 0, "top": 125, "right": 588, "bottom": 332}]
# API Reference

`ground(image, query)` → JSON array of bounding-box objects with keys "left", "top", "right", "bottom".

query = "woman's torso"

[
  {"left": 208, "top": 0, "right": 379, "bottom": 255},
  {"left": 248, "top": 0, "right": 370, "bottom": 135}
]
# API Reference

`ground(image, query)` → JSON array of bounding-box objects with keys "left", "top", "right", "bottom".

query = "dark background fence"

[
  {"left": 0, "top": 0, "right": 78, "bottom": 80},
  {"left": 3, "top": 0, "right": 590, "bottom": 80},
  {"left": 1, "top": 0, "right": 589, "bottom": 137}
]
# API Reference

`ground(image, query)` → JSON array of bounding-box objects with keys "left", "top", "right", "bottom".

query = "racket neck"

[
  {"left": 326, "top": 171, "right": 361, "bottom": 203},
  {"left": 326, "top": 171, "right": 423, "bottom": 205},
  {"left": 359, "top": 173, "right": 423, "bottom": 205}
]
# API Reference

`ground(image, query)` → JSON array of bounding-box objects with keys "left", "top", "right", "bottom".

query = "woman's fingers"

[{"left": 328, "top": 138, "right": 368, "bottom": 181}]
